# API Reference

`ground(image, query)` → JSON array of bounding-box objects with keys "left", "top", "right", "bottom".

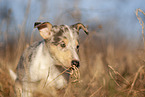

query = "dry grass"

[
  {"left": 0, "top": 8, "right": 145, "bottom": 97},
  {"left": 136, "top": 8, "right": 145, "bottom": 50}
]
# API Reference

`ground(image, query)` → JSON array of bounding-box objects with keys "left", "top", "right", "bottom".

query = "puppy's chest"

[
  {"left": 28, "top": 44, "right": 67, "bottom": 89},
  {"left": 30, "top": 60, "right": 67, "bottom": 89},
  {"left": 29, "top": 52, "right": 53, "bottom": 81}
]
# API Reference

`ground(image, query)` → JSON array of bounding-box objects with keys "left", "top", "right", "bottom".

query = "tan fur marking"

[
  {"left": 49, "top": 44, "right": 72, "bottom": 67},
  {"left": 63, "top": 38, "right": 69, "bottom": 46},
  {"left": 75, "top": 40, "right": 78, "bottom": 46}
]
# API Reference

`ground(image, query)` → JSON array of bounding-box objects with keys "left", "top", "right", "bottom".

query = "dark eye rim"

[{"left": 60, "top": 42, "right": 66, "bottom": 48}]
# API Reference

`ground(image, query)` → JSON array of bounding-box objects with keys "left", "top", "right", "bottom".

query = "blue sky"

[{"left": 0, "top": 0, "right": 145, "bottom": 38}]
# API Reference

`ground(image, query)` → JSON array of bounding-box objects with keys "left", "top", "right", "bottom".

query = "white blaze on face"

[{"left": 65, "top": 25, "right": 80, "bottom": 61}]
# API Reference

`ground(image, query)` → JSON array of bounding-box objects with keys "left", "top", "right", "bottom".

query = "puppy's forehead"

[
  {"left": 52, "top": 25, "right": 75, "bottom": 32},
  {"left": 51, "top": 25, "right": 78, "bottom": 45}
]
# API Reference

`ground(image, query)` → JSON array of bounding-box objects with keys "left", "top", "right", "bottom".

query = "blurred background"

[{"left": 0, "top": 0, "right": 145, "bottom": 97}]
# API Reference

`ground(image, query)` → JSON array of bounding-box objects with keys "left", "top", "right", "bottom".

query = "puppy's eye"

[
  {"left": 60, "top": 42, "right": 66, "bottom": 48},
  {"left": 77, "top": 45, "right": 79, "bottom": 49}
]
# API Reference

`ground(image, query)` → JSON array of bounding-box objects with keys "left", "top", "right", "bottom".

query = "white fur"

[
  {"left": 29, "top": 43, "right": 67, "bottom": 89},
  {"left": 65, "top": 25, "right": 79, "bottom": 61},
  {"left": 65, "top": 25, "right": 74, "bottom": 39}
]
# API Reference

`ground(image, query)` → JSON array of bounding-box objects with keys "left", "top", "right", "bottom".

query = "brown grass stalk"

[
  {"left": 45, "top": 67, "right": 70, "bottom": 87},
  {"left": 45, "top": 66, "right": 80, "bottom": 88},
  {"left": 136, "top": 8, "right": 145, "bottom": 50},
  {"left": 109, "top": 71, "right": 121, "bottom": 87},
  {"left": 128, "top": 65, "right": 145, "bottom": 96},
  {"left": 108, "top": 65, "right": 130, "bottom": 85},
  {"left": 89, "top": 86, "right": 103, "bottom": 97}
]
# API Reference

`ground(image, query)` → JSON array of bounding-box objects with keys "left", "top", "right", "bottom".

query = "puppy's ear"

[
  {"left": 72, "top": 23, "right": 89, "bottom": 35},
  {"left": 34, "top": 22, "right": 52, "bottom": 39}
]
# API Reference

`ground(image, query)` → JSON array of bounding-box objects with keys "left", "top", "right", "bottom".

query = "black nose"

[{"left": 71, "top": 60, "right": 80, "bottom": 67}]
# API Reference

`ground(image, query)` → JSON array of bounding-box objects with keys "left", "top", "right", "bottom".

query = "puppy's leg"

[
  {"left": 15, "top": 79, "right": 22, "bottom": 97},
  {"left": 22, "top": 82, "right": 33, "bottom": 97},
  {"left": 15, "top": 80, "right": 33, "bottom": 97}
]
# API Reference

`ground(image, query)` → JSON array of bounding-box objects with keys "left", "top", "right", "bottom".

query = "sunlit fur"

[
  {"left": 13, "top": 23, "right": 88, "bottom": 97},
  {"left": 49, "top": 25, "right": 79, "bottom": 68}
]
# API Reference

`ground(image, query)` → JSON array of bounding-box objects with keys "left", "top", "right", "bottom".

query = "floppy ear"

[
  {"left": 72, "top": 23, "right": 89, "bottom": 35},
  {"left": 34, "top": 22, "right": 52, "bottom": 39}
]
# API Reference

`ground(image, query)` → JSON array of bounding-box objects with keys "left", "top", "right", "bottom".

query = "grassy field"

[{"left": 0, "top": 8, "right": 145, "bottom": 97}]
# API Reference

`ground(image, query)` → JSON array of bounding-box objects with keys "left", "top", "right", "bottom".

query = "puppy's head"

[{"left": 34, "top": 22, "right": 88, "bottom": 68}]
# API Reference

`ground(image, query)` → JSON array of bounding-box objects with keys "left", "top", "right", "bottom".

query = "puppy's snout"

[{"left": 71, "top": 60, "right": 80, "bottom": 67}]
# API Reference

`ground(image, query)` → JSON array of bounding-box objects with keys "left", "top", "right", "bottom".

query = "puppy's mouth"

[
  {"left": 55, "top": 63, "right": 80, "bottom": 71},
  {"left": 55, "top": 60, "right": 80, "bottom": 70}
]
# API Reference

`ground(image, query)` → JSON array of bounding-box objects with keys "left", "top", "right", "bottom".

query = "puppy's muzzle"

[{"left": 71, "top": 60, "right": 80, "bottom": 68}]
